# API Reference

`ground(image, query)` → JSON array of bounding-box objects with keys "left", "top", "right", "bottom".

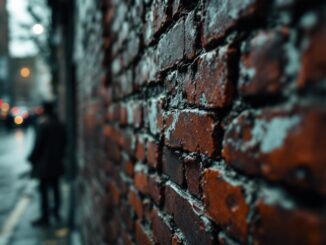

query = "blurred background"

[{"left": 0, "top": 0, "right": 78, "bottom": 244}]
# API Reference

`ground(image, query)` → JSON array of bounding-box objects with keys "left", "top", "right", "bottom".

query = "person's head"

[{"left": 42, "top": 101, "right": 56, "bottom": 116}]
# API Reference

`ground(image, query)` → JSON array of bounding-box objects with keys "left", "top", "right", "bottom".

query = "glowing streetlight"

[
  {"left": 20, "top": 67, "right": 31, "bottom": 78},
  {"left": 32, "top": 23, "right": 44, "bottom": 35}
]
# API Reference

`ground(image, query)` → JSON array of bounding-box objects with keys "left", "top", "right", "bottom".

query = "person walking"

[{"left": 28, "top": 101, "right": 67, "bottom": 226}]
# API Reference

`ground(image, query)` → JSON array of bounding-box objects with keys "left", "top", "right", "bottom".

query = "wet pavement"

[{"left": 0, "top": 127, "right": 81, "bottom": 245}]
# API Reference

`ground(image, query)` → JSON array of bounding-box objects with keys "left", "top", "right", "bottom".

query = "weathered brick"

[
  {"left": 239, "top": 29, "right": 288, "bottom": 96},
  {"left": 152, "top": 0, "right": 172, "bottom": 35},
  {"left": 172, "top": 0, "right": 195, "bottom": 17},
  {"left": 183, "top": 45, "right": 236, "bottom": 108},
  {"left": 162, "top": 146, "right": 184, "bottom": 186},
  {"left": 135, "top": 49, "right": 158, "bottom": 88},
  {"left": 148, "top": 174, "right": 163, "bottom": 205},
  {"left": 134, "top": 163, "right": 149, "bottom": 194},
  {"left": 152, "top": 207, "right": 173, "bottom": 245},
  {"left": 128, "top": 188, "right": 143, "bottom": 218},
  {"left": 164, "top": 110, "right": 219, "bottom": 157},
  {"left": 147, "top": 137, "right": 161, "bottom": 169},
  {"left": 203, "top": 168, "right": 250, "bottom": 242},
  {"left": 223, "top": 105, "right": 326, "bottom": 194},
  {"left": 135, "top": 134, "right": 146, "bottom": 162},
  {"left": 135, "top": 220, "right": 155, "bottom": 245},
  {"left": 164, "top": 183, "right": 216, "bottom": 245},
  {"left": 298, "top": 13, "right": 326, "bottom": 89},
  {"left": 184, "top": 156, "right": 202, "bottom": 197},
  {"left": 202, "top": 0, "right": 264, "bottom": 47},
  {"left": 147, "top": 97, "right": 165, "bottom": 136},
  {"left": 158, "top": 19, "right": 185, "bottom": 70},
  {"left": 184, "top": 10, "right": 197, "bottom": 60},
  {"left": 253, "top": 200, "right": 326, "bottom": 245}
]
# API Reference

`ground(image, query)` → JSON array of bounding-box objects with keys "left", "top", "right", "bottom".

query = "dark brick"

[
  {"left": 162, "top": 147, "right": 184, "bottom": 186},
  {"left": 135, "top": 220, "right": 155, "bottom": 245},
  {"left": 239, "top": 29, "right": 289, "bottom": 96},
  {"left": 147, "top": 137, "right": 161, "bottom": 169},
  {"left": 152, "top": 207, "right": 173, "bottom": 245},
  {"left": 202, "top": 0, "right": 264, "bottom": 47},
  {"left": 183, "top": 45, "right": 236, "bottom": 108},
  {"left": 184, "top": 10, "right": 197, "bottom": 60},
  {"left": 184, "top": 156, "right": 202, "bottom": 197},
  {"left": 158, "top": 19, "right": 185, "bottom": 70},
  {"left": 298, "top": 13, "right": 326, "bottom": 89},
  {"left": 148, "top": 174, "right": 163, "bottom": 205},
  {"left": 164, "top": 183, "right": 216, "bottom": 245},
  {"left": 164, "top": 110, "right": 219, "bottom": 157}
]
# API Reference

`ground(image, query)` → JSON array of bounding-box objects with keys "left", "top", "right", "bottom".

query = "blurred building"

[
  {"left": 0, "top": 0, "right": 10, "bottom": 101},
  {"left": 10, "top": 56, "right": 52, "bottom": 106}
]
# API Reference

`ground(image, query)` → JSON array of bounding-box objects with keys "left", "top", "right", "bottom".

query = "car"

[{"left": 5, "top": 106, "right": 31, "bottom": 129}]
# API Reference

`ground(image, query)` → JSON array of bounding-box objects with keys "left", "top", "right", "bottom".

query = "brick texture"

[{"left": 75, "top": 0, "right": 326, "bottom": 244}]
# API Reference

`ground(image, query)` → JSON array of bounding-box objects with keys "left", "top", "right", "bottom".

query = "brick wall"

[{"left": 75, "top": 0, "right": 326, "bottom": 244}]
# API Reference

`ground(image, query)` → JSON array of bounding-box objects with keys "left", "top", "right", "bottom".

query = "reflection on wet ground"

[{"left": 0, "top": 128, "right": 81, "bottom": 245}]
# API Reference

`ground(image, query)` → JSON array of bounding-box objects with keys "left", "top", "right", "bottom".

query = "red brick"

[
  {"left": 253, "top": 200, "right": 326, "bottom": 245},
  {"left": 147, "top": 137, "right": 161, "bottom": 169},
  {"left": 164, "top": 183, "right": 216, "bottom": 245},
  {"left": 148, "top": 174, "right": 163, "bottom": 205},
  {"left": 202, "top": 168, "right": 250, "bottom": 242},
  {"left": 164, "top": 110, "right": 219, "bottom": 157},
  {"left": 184, "top": 156, "right": 202, "bottom": 197},
  {"left": 107, "top": 180, "right": 120, "bottom": 206},
  {"left": 158, "top": 19, "right": 185, "bottom": 70},
  {"left": 135, "top": 134, "right": 146, "bottom": 162},
  {"left": 223, "top": 105, "right": 326, "bottom": 194},
  {"left": 172, "top": 234, "right": 183, "bottom": 245},
  {"left": 162, "top": 147, "right": 184, "bottom": 186},
  {"left": 152, "top": 207, "right": 173, "bottom": 245},
  {"left": 183, "top": 45, "right": 236, "bottom": 108},
  {"left": 134, "top": 164, "right": 149, "bottom": 194},
  {"left": 135, "top": 220, "right": 155, "bottom": 245},
  {"left": 122, "top": 153, "right": 134, "bottom": 177},
  {"left": 239, "top": 29, "right": 288, "bottom": 96},
  {"left": 184, "top": 10, "right": 197, "bottom": 60},
  {"left": 202, "top": 0, "right": 265, "bottom": 47},
  {"left": 128, "top": 188, "right": 143, "bottom": 218},
  {"left": 298, "top": 15, "right": 326, "bottom": 89}
]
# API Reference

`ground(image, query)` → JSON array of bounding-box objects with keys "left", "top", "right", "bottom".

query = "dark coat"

[{"left": 28, "top": 115, "right": 67, "bottom": 179}]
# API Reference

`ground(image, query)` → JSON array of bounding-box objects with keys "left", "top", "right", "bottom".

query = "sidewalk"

[{"left": 0, "top": 180, "right": 82, "bottom": 245}]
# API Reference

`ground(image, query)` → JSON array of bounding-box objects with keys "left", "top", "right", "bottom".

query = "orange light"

[
  {"left": 1, "top": 103, "right": 9, "bottom": 112},
  {"left": 20, "top": 67, "right": 31, "bottom": 78},
  {"left": 14, "top": 115, "right": 24, "bottom": 125}
]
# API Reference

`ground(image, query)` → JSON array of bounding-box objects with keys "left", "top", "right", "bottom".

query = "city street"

[
  {"left": 0, "top": 127, "right": 78, "bottom": 245},
  {"left": 0, "top": 127, "right": 33, "bottom": 226}
]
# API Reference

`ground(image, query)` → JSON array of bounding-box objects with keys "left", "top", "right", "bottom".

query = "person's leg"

[
  {"left": 32, "top": 179, "right": 49, "bottom": 226},
  {"left": 52, "top": 177, "right": 61, "bottom": 221}
]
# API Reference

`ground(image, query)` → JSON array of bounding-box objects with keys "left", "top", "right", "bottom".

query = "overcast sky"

[{"left": 7, "top": 0, "right": 48, "bottom": 57}]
